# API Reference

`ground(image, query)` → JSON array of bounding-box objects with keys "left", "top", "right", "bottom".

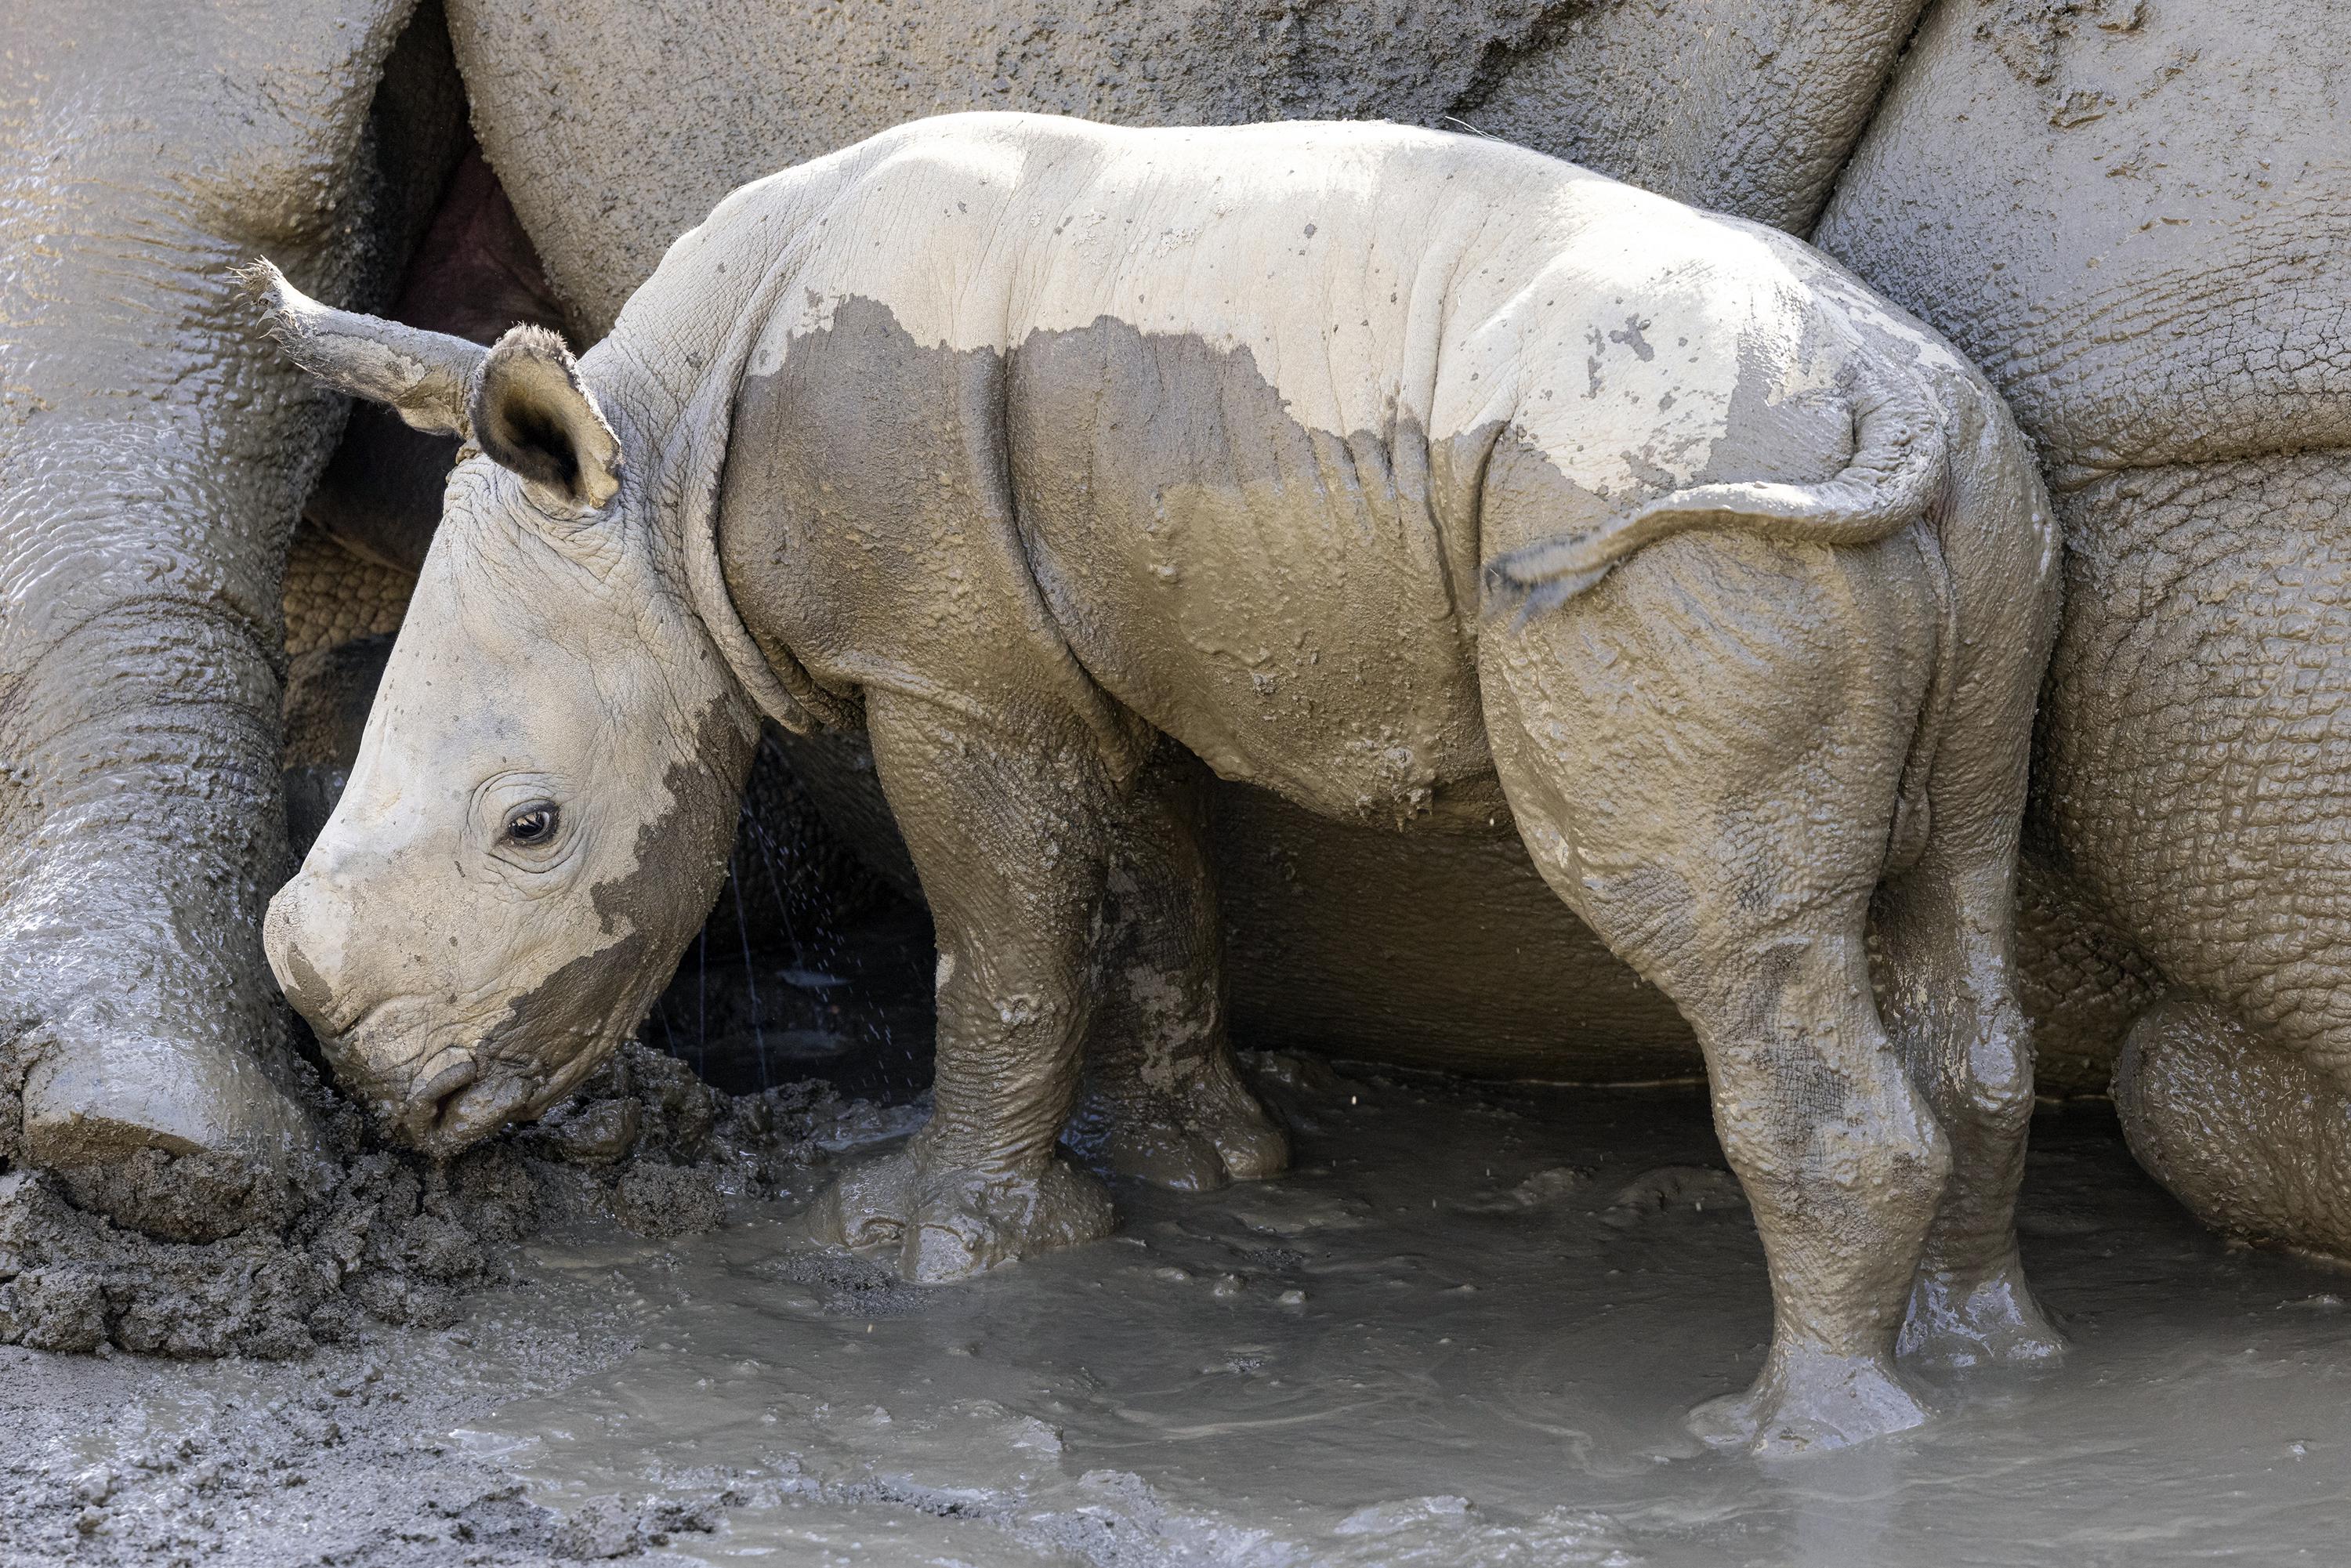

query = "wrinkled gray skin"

[
  {"left": 440, "top": 0, "right": 2351, "bottom": 1261},
  {"left": 444, "top": 0, "right": 1932, "bottom": 342},
  {"left": 1, "top": 0, "right": 1929, "bottom": 1243},
  {"left": 1816, "top": 0, "right": 2351, "bottom": 1263},
  {"left": 8, "top": 0, "right": 2347, "bottom": 1353},
  {"left": 260, "top": 113, "right": 2063, "bottom": 1454},
  {"left": 437, "top": 0, "right": 1957, "bottom": 1107},
  {"left": 0, "top": 0, "right": 465, "bottom": 1239}
]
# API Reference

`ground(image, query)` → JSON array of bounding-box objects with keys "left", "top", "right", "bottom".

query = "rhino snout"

[{"left": 338, "top": 1029, "right": 541, "bottom": 1157}]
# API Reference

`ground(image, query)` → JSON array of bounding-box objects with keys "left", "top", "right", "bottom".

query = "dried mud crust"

[{"left": 0, "top": 1044, "right": 896, "bottom": 1360}]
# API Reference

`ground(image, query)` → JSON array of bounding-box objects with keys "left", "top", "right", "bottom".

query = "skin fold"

[
  {"left": 437, "top": 0, "right": 1962, "bottom": 1096},
  {"left": 5, "top": 0, "right": 1943, "bottom": 1237},
  {"left": 440, "top": 0, "right": 2351, "bottom": 1261},
  {"left": 257, "top": 114, "right": 2060, "bottom": 1454}
]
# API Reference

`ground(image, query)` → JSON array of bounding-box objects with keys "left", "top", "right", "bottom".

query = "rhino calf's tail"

[{"left": 1482, "top": 358, "right": 1947, "bottom": 620}]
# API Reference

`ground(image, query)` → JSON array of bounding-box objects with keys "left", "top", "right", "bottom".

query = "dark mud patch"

[
  {"left": 0, "top": 1263, "right": 653, "bottom": 1565},
  {"left": 748, "top": 1248, "right": 939, "bottom": 1320},
  {"left": 0, "top": 1044, "right": 912, "bottom": 1362}
]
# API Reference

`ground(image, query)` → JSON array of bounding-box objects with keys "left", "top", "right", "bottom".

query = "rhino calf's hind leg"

[
  {"left": 810, "top": 692, "right": 1116, "bottom": 1282},
  {"left": 1877, "top": 853, "right": 2064, "bottom": 1369},
  {"left": 1063, "top": 745, "right": 1289, "bottom": 1191},
  {"left": 1479, "top": 538, "right": 1951, "bottom": 1455}
]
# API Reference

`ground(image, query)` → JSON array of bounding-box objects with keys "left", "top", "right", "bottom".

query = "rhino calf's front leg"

[
  {"left": 813, "top": 691, "right": 1118, "bottom": 1281},
  {"left": 1063, "top": 744, "right": 1290, "bottom": 1192}
]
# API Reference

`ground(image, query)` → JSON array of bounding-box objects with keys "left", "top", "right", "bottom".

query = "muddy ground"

[{"left": 5, "top": 1031, "right": 2349, "bottom": 1566}]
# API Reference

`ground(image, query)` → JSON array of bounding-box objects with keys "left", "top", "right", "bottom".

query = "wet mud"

[
  {"left": 0, "top": 1043, "right": 911, "bottom": 1363},
  {"left": 9, "top": 1055, "right": 2347, "bottom": 1565}
]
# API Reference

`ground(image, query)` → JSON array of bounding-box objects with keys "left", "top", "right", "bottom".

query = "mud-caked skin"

[
  {"left": 258, "top": 114, "right": 2060, "bottom": 1453},
  {"left": 1817, "top": 0, "right": 2351, "bottom": 1264},
  {"left": 426, "top": 0, "right": 2351, "bottom": 1269},
  {"left": 0, "top": 0, "right": 1978, "bottom": 1253},
  {"left": 0, "top": 0, "right": 465, "bottom": 1239},
  {"left": 440, "top": 0, "right": 1972, "bottom": 1098},
  {"left": 255, "top": 314, "right": 759, "bottom": 1150}
]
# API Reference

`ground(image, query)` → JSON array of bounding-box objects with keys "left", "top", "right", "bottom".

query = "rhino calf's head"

[{"left": 248, "top": 263, "right": 757, "bottom": 1155}]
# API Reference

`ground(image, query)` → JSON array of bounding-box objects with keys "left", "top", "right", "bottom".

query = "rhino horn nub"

[
  {"left": 469, "top": 324, "right": 625, "bottom": 512},
  {"left": 237, "top": 256, "right": 487, "bottom": 440}
]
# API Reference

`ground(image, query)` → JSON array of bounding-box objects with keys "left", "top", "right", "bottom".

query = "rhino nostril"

[
  {"left": 399, "top": 1063, "right": 534, "bottom": 1157},
  {"left": 392, "top": 1051, "right": 484, "bottom": 1154},
  {"left": 414, "top": 1050, "right": 480, "bottom": 1111}
]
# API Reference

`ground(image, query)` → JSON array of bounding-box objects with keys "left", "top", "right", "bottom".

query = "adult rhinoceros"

[{"left": 253, "top": 112, "right": 2059, "bottom": 1454}]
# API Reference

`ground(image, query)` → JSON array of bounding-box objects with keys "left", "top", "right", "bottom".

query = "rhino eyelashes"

[{"left": 502, "top": 802, "right": 560, "bottom": 847}]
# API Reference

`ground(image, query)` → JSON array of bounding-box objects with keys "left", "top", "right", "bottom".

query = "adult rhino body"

[
  {"left": 257, "top": 114, "right": 2059, "bottom": 1454},
  {"left": 1817, "top": 0, "right": 2351, "bottom": 1262}
]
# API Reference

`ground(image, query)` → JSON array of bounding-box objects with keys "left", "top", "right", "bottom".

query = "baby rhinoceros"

[{"left": 253, "top": 113, "right": 2060, "bottom": 1454}]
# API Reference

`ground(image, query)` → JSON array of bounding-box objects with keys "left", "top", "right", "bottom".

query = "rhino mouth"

[
  {"left": 312, "top": 1004, "right": 527, "bottom": 1154},
  {"left": 358, "top": 1040, "right": 545, "bottom": 1156},
  {"left": 314, "top": 954, "right": 656, "bottom": 1154},
  {"left": 400, "top": 1065, "right": 540, "bottom": 1157}
]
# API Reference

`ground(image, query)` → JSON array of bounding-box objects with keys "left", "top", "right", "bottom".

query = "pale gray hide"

[{"left": 261, "top": 114, "right": 2059, "bottom": 1455}]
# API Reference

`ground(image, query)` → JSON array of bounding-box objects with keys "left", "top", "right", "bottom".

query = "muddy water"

[{"left": 451, "top": 1060, "right": 2351, "bottom": 1566}]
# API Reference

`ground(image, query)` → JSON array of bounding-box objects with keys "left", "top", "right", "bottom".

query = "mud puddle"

[
  {"left": 445, "top": 1059, "right": 2351, "bottom": 1566},
  {"left": 5, "top": 1055, "right": 2346, "bottom": 1563}
]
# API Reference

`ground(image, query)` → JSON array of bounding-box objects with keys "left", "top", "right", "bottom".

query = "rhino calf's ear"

[
  {"left": 470, "top": 326, "right": 623, "bottom": 512},
  {"left": 240, "top": 258, "right": 486, "bottom": 439}
]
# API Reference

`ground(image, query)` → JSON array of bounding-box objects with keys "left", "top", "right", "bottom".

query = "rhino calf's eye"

[{"left": 503, "top": 803, "right": 560, "bottom": 846}]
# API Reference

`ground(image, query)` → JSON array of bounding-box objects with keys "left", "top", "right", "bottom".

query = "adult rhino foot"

[
  {"left": 1898, "top": 1254, "right": 2065, "bottom": 1370},
  {"left": 810, "top": 1140, "right": 1114, "bottom": 1282},
  {"left": 2116, "top": 999, "right": 2351, "bottom": 1264},
  {"left": 1688, "top": 1345, "right": 1933, "bottom": 1458},
  {"left": 1072, "top": 1068, "right": 1291, "bottom": 1193},
  {"left": 18, "top": 1026, "right": 322, "bottom": 1241}
]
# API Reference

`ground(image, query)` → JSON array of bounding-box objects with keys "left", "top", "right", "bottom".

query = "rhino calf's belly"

[
  {"left": 1215, "top": 786, "right": 1699, "bottom": 1079},
  {"left": 781, "top": 732, "right": 1700, "bottom": 1081}
]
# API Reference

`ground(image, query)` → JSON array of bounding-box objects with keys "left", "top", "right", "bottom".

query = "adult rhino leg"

[
  {"left": 2115, "top": 1001, "right": 2351, "bottom": 1264},
  {"left": 810, "top": 691, "right": 1114, "bottom": 1282},
  {"left": 1062, "top": 744, "right": 1288, "bottom": 1192},
  {"left": 5, "top": 602, "right": 324, "bottom": 1240},
  {"left": 280, "top": 522, "right": 415, "bottom": 856},
  {"left": 2043, "top": 454, "right": 2351, "bottom": 1260},
  {"left": 0, "top": 0, "right": 456, "bottom": 1238},
  {"left": 1480, "top": 534, "right": 1948, "bottom": 1455}
]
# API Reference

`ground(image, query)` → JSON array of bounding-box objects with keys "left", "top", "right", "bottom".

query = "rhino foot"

[
  {"left": 810, "top": 1140, "right": 1114, "bottom": 1283},
  {"left": 18, "top": 1025, "right": 323, "bottom": 1241},
  {"left": 2115, "top": 999, "right": 2351, "bottom": 1265},
  {"left": 1898, "top": 1255, "right": 2065, "bottom": 1371},
  {"left": 1072, "top": 1070, "right": 1291, "bottom": 1193},
  {"left": 1688, "top": 1344, "right": 1933, "bottom": 1458}
]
